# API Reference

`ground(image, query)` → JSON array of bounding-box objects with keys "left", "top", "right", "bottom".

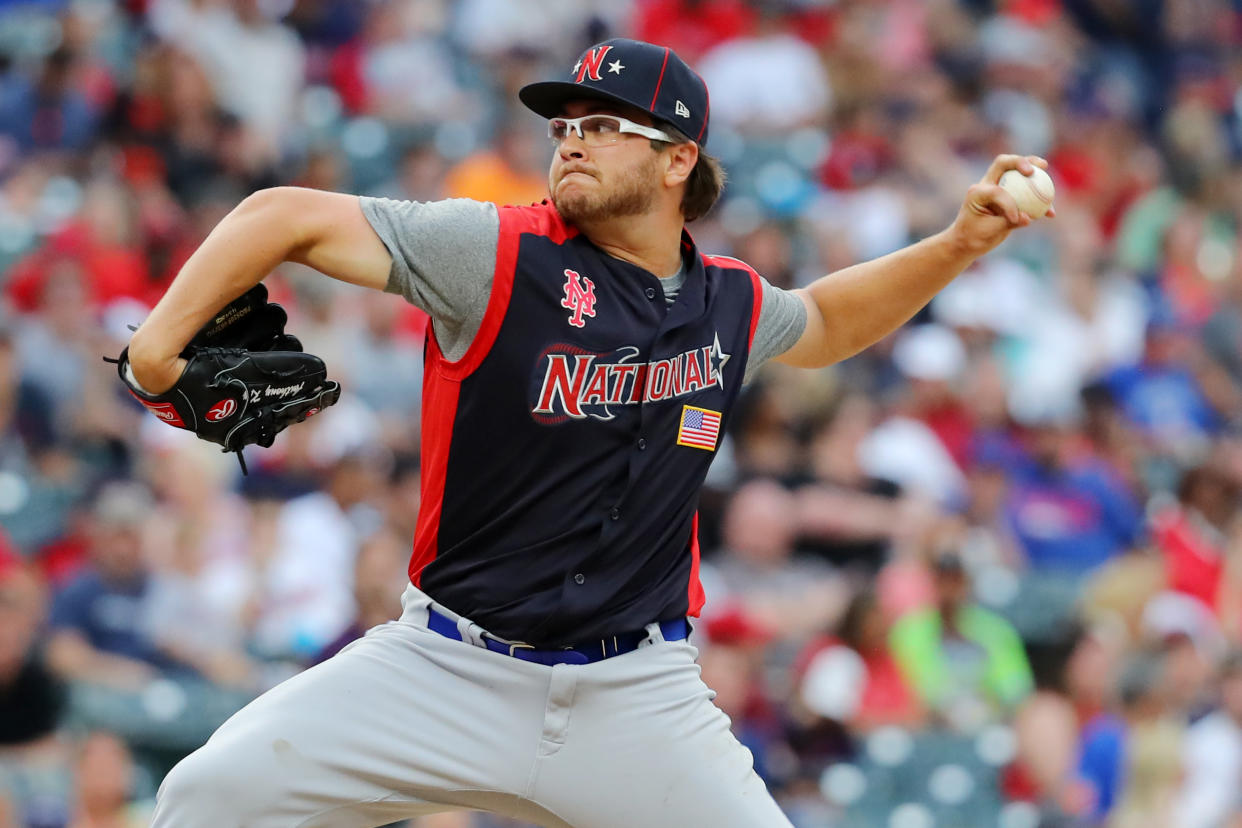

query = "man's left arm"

[{"left": 777, "top": 155, "right": 1051, "bottom": 369}]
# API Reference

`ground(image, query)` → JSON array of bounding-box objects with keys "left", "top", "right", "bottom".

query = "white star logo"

[
  {"left": 572, "top": 59, "right": 582, "bottom": 75},
  {"left": 607, "top": 59, "right": 625, "bottom": 75},
  {"left": 708, "top": 332, "right": 731, "bottom": 388}
]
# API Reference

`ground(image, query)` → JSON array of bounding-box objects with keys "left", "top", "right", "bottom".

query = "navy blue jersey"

[{"left": 413, "top": 202, "right": 763, "bottom": 646}]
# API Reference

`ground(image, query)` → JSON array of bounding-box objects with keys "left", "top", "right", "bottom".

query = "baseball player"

[{"left": 126, "top": 38, "right": 1050, "bottom": 828}]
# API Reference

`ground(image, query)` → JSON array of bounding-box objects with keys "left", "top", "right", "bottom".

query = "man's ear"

[{"left": 663, "top": 142, "right": 699, "bottom": 188}]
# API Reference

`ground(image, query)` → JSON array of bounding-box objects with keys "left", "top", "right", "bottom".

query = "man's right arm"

[
  {"left": 45, "top": 628, "right": 157, "bottom": 690},
  {"left": 127, "top": 187, "right": 392, "bottom": 393}
]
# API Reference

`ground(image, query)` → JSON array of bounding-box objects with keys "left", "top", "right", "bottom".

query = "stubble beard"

[{"left": 552, "top": 153, "right": 660, "bottom": 225}]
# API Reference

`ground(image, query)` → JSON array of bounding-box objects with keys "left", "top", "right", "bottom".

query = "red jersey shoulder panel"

[
  {"left": 505, "top": 200, "right": 579, "bottom": 245},
  {"left": 435, "top": 202, "right": 578, "bottom": 380},
  {"left": 700, "top": 253, "right": 764, "bottom": 349}
]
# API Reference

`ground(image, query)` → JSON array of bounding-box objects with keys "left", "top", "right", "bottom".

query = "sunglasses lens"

[
  {"left": 548, "top": 116, "right": 634, "bottom": 145},
  {"left": 583, "top": 117, "right": 623, "bottom": 145}
]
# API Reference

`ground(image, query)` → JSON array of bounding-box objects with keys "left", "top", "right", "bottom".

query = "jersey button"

[
  {"left": 645, "top": 287, "right": 657, "bottom": 300},
  {"left": 637, "top": 438, "right": 647, "bottom": 450},
  {"left": 574, "top": 573, "right": 585, "bottom": 585},
  {"left": 609, "top": 507, "right": 620, "bottom": 520}
]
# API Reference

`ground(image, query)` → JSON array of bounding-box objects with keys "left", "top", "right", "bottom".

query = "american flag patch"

[{"left": 677, "top": 405, "right": 721, "bottom": 451}]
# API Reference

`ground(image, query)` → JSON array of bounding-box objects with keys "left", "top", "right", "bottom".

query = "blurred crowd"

[{"left": 3, "top": 0, "right": 1242, "bottom": 826}]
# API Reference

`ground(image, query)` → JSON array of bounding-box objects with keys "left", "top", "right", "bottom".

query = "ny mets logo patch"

[
  {"left": 677, "top": 405, "right": 721, "bottom": 451},
  {"left": 560, "top": 269, "right": 597, "bottom": 329}
]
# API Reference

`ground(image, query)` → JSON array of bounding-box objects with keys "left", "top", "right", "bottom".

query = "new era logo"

[{"left": 675, "top": 100, "right": 691, "bottom": 118}]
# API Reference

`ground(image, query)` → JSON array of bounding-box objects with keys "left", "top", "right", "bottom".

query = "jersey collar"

[{"left": 660, "top": 230, "right": 706, "bottom": 328}]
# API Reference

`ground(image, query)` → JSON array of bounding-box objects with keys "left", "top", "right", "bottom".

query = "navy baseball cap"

[{"left": 519, "top": 38, "right": 710, "bottom": 145}]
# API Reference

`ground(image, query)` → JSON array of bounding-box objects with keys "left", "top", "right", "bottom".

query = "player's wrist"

[
  {"left": 132, "top": 358, "right": 186, "bottom": 396},
  {"left": 934, "top": 225, "right": 986, "bottom": 265},
  {"left": 113, "top": 284, "right": 340, "bottom": 475},
  {"left": 126, "top": 333, "right": 185, "bottom": 395}
]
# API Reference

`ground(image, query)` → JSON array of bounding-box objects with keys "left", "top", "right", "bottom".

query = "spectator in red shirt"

[
  {"left": 6, "top": 180, "right": 149, "bottom": 314},
  {"left": 698, "top": 606, "right": 789, "bottom": 787},
  {"left": 1150, "top": 462, "right": 1238, "bottom": 623},
  {"left": 633, "top": 0, "right": 757, "bottom": 62},
  {"left": 890, "top": 322, "right": 975, "bottom": 471},
  {"left": 796, "top": 588, "right": 923, "bottom": 733}
]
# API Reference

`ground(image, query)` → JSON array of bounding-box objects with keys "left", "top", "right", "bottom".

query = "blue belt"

[{"left": 426, "top": 607, "right": 688, "bottom": 666}]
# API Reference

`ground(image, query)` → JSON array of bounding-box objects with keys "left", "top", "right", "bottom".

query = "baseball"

[{"left": 998, "top": 166, "right": 1055, "bottom": 218}]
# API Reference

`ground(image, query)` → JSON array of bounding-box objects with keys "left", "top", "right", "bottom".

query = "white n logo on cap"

[{"left": 675, "top": 100, "right": 691, "bottom": 118}]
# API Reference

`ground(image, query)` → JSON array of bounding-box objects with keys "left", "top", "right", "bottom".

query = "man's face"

[
  {"left": 548, "top": 100, "right": 666, "bottom": 225},
  {"left": 92, "top": 523, "right": 145, "bottom": 581},
  {"left": 1221, "top": 670, "right": 1242, "bottom": 721},
  {"left": 934, "top": 567, "right": 970, "bottom": 610},
  {"left": 1030, "top": 424, "right": 1065, "bottom": 471}
]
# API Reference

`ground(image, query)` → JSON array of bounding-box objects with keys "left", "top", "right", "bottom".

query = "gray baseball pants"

[{"left": 149, "top": 584, "right": 793, "bottom": 827}]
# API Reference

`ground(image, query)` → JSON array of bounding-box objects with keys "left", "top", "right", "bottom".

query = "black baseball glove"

[{"left": 108, "top": 284, "right": 341, "bottom": 473}]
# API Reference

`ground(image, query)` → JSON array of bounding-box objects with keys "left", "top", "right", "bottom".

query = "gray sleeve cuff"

[
  {"left": 744, "top": 280, "right": 808, "bottom": 384},
  {"left": 358, "top": 196, "right": 501, "bottom": 361}
]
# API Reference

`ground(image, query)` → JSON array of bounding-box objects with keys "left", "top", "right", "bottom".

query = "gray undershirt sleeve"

[
  {"left": 664, "top": 266, "right": 805, "bottom": 384},
  {"left": 359, "top": 197, "right": 500, "bottom": 362},
  {"left": 359, "top": 196, "right": 805, "bottom": 380},
  {"left": 744, "top": 278, "right": 808, "bottom": 384}
]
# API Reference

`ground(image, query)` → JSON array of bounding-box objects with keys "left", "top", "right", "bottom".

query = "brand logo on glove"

[
  {"left": 130, "top": 395, "right": 187, "bottom": 428},
  {"left": 206, "top": 398, "right": 238, "bottom": 421}
]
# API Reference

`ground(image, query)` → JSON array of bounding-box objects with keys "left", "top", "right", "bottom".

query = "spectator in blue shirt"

[
  {"left": 1004, "top": 416, "right": 1145, "bottom": 574},
  {"left": 46, "top": 482, "right": 170, "bottom": 689},
  {"left": 0, "top": 47, "right": 99, "bottom": 152},
  {"left": 1103, "top": 313, "right": 1223, "bottom": 454},
  {"left": 1077, "top": 651, "right": 1169, "bottom": 824}
]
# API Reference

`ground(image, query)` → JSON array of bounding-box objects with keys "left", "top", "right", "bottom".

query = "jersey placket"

[{"left": 583, "top": 258, "right": 709, "bottom": 590}]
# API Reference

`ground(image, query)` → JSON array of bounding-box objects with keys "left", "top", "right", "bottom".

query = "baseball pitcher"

[{"left": 124, "top": 38, "right": 1051, "bottom": 828}]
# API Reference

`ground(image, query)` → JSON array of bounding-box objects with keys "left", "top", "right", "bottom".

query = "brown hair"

[{"left": 651, "top": 123, "right": 726, "bottom": 222}]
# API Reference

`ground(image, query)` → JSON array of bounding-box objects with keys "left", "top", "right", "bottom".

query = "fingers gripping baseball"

[
  {"left": 983, "top": 154, "right": 1047, "bottom": 184},
  {"left": 951, "top": 154, "right": 1053, "bottom": 258}
]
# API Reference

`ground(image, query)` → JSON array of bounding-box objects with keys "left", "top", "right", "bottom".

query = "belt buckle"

[{"left": 508, "top": 641, "right": 537, "bottom": 657}]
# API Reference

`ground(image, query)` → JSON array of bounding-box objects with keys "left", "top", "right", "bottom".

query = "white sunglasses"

[{"left": 548, "top": 114, "right": 677, "bottom": 147}]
